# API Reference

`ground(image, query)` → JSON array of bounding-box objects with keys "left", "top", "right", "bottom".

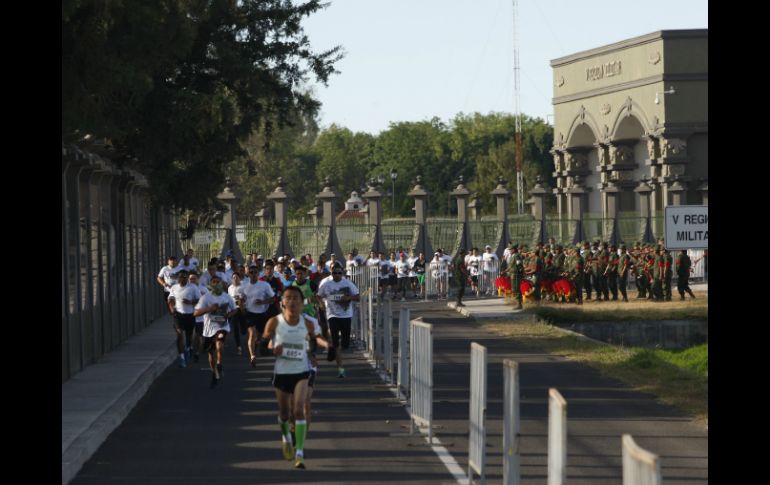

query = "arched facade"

[{"left": 550, "top": 29, "right": 708, "bottom": 222}]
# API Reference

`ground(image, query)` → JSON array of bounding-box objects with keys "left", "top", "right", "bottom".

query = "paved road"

[{"left": 70, "top": 299, "right": 707, "bottom": 484}]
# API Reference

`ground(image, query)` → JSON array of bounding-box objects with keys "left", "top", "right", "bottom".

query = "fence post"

[
  {"left": 469, "top": 342, "right": 488, "bottom": 485},
  {"left": 383, "top": 299, "right": 393, "bottom": 383},
  {"left": 397, "top": 307, "right": 410, "bottom": 399},
  {"left": 503, "top": 359, "right": 521, "bottom": 485},
  {"left": 548, "top": 388, "right": 567, "bottom": 485},
  {"left": 622, "top": 434, "right": 662, "bottom": 485},
  {"left": 409, "top": 318, "right": 433, "bottom": 443}
]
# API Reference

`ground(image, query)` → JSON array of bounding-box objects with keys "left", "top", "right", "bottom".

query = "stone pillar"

[
  {"left": 634, "top": 177, "right": 655, "bottom": 243},
  {"left": 450, "top": 176, "right": 472, "bottom": 255},
  {"left": 568, "top": 176, "right": 588, "bottom": 244},
  {"left": 362, "top": 178, "right": 386, "bottom": 253},
  {"left": 697, "top": 179, "right": 708, "bottom": 205},
  {"left": 306, "top": 201, "right": 321, "bottom": 226},
  {"left": 668, "top": 175, "right": 687, "bottom": 206},
  {"left": 267, "top": 177, "right": 292, "bottom": 257},
  {"left": 490, "top": 176, "right": 511, "bottom": 257},
  {"left": 217, "top": 178, "right": 243, "bottom": 263},
  {"left": 407, "top": 176, "right": 433, "bottom": 257},
  {"left": 255, "top": 202, "right": 270, "bottom": 228},
  {"left": 468, "top": 193, "right": 481, "bottom": 221},
  {"left": 528, "top": 176, "right": 549, "bottom": 245},
  {"left": 316, "top": 177, "right": 343, "bottom": 258},
  {"left": 604, "top": 182, "right": 622, "bottom": 245}
]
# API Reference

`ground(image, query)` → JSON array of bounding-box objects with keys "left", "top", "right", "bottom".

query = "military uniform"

[
  {"left": 570, "top": 246, "right": 585, "bottom": 305},
  {"left": 652, "top": 247, "right": 665, "bottom": 301},
  {"left": 507, "top": 245, "right": 524, "bottom": 309},
  {"left": 582, "top": 242, "right": 594, "bottom": 300},
  {"left": 606, "top": 244, "right": 620, "bottom": 300},
  {"left": 663, "top": 249, "right": 674, "bottom": 301},
  {"left": 594, "top": 243, "right": 610, "bottom": 301},
  {"left": 617, "top": 244, "right": 631, "bottom": 302}
]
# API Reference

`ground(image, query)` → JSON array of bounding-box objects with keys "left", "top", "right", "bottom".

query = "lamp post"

[{"left": 390, "top": 168, "right": 398, "bottom": 214}]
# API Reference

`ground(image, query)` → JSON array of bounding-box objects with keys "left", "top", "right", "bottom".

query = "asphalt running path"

[{"left": 72, "top": 299, "right": 707, "bottom": 484}]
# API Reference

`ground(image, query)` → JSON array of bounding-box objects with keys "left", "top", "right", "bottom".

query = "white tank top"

[{"left": 273, "top": 313, "right": 310, "bottom": 375}]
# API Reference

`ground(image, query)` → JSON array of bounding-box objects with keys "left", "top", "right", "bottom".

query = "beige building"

[{"left": 550, "top": 29, "right": 707, "bottom": 220}]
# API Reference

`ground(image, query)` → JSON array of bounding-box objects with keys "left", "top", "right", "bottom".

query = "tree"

[
  {"left": 62, "top": 0, "right": 342, "bottom": 212},
  {"left": 313, "top": 125, "right": 375, "bottom": 199}
]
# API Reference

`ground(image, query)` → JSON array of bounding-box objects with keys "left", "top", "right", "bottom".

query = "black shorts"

[
  {"left": 272, "top": 372, "right": 310, "bottom": 393},
  {"left": 244, "top": 311, "right": 270, "bottom": 334},
  {"left": 328, "top": 317, "right": 352, "bottom": 350},
  {"left": 388, "top": 274, "right": 397, "bottom": 286},
  {"left": 174, "top": 312, "right": 196, "bottom": 333},
  {"left": 202, "top": 331, "right": 227, "bottom": 353},
  {"left": 471, "top": 275, "right": 479, "bottom": 284},
  {"left": 195, "top": 321, "right": 204, "bottom": 335}
]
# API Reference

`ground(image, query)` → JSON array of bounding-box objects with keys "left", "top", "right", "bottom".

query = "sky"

[{"left": 302, "top": 0, "right": 708, "bottom": 135}]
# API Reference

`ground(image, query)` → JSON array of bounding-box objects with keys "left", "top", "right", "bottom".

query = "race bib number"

[
  {"left": 211, "top": 314, "right": 226, "bottom": 324},
  {"left": 281, "top": 343, "right": 305, "bottom": 360}
]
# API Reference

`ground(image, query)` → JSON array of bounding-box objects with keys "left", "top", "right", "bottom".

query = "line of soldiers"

[{"left": 503, "top": 240, "right": 699, "bottom": 308}]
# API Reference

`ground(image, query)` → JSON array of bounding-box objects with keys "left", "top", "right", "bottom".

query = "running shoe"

[
  {"left": 294, "top": 455, "right": 305, "bottom": 469},
  {"left": 184, "top": 347, "right": 191, "bottom": 362},
  {"left": 210, "top": 372, "right": 219, "bottom": 389},
  {"left": 250, "top": 356, "right": 257, "bottom": 368},
  {"left": 178, "top": 355, "right": 187, "bottom": 368},
  {"left": 282, "top": 439, "right": 295, "bottom": 461},
  {"left": 337, "top": 368, "right": 346, "bottom": 378},
  {"left": 236, "top": 346, "right": 243, "bottom": 356}
]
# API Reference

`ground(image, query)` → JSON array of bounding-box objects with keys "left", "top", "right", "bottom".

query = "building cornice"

[
  {"left": 550, "top": 29, "right": 708, "bottom": 67},
  {"left": 552, "top": 73, "right": 707, "bottom": 105}
]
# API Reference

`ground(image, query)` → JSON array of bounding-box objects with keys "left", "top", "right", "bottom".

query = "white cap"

[
  {"left": 256, "top": 254, "right": 264, "bottom": 259},
  {"left": 485, "top": 245, "right": 492, "bottom": 249}
]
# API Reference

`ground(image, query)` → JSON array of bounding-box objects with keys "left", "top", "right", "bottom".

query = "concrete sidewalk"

[{"left": 62, "top": 314, "right": 178, "bottom": 484}]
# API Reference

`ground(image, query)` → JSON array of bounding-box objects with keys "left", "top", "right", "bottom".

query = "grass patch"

[
  {"left": 483, "top": 317, "right": 708, "bottom": 427},
  {"left": 529, "top": 291, "right": 708, "bottom": 323}
]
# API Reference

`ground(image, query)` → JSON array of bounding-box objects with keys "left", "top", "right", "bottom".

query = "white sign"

[
  {"left": 664, "top": 205, "right": 708, "bottom": 250},
  {"left": 236, "top": 227, "right": 246, "bottom": 242},
  {"left": 193, "top": 231, "right": 215, "bottom": 245}
]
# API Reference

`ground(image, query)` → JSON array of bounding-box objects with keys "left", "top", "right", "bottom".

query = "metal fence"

[
  {"left": 382, "top": 299, "right": 394, "bottom": 383},
  {"left": 240, "top": 225, "right": 282, "bottom": 259},
  {"left": 63, "top": 146, "right": 181, "bottom": 382},
  {"left": 548, "top": 388, "right": 568, "bottom": 485},
  {"left": 287, "top": 225, "right": 328, "bottom": 260},
  {"left": 468, "top": 342, "right": 488, "bottom": 485},
  {"left": 426, "top": 259, "right": 450, "bottom": 299},
  {"left": 337, "top": 222, "right": 376, "bottom": 256},
  {"left": 382, "top": 219, "right": 418, "bottom": 253},
  {"left": 622, "top": 434, "right": 661, "bottom": 485},
  {"left": 503, "top": 359, "right": 521, "bottom": 485},
  {"left": 427, "top": 218, "right": 462, "bottom": 254},
  {"left": 409, "top": 318, "right": 434, "bottom": 442},
  {"left": 477, "top": 256, "right": 501, "bottom": 296},
  {"left": 397, "top": 307, "right": 410, "bottom": 400}
]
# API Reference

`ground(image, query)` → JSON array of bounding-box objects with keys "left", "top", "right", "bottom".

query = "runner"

[
  {"left": 166, "top": 269, "right": 200, "bottom": 368},
  {"left": 194, "top": 275, "right": 237, "bottom": 388},
  {"left": 241, "top": 265, "right": 275, "bottom": 367},
  {"left": 317, "top": 263, "right": 360, "bottom": 378},
  {"left": 259, "top": 285, "right": 323, "bottom": 469}
]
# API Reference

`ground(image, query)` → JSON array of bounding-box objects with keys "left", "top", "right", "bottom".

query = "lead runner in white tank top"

[{"left": 273, "top": 313, "right": 310, "bottom": 375}]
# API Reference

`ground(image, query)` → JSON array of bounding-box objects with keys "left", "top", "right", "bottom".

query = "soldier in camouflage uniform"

[
  {"left": 663, "top": 247, "right": 674, "bottom": 301},
  {"left": 529, "top": 249, "right": 545, "bottom": 302},
  {"left": 506, "top": 244, "right": 524, "bottom": 309},
  {"left": 606, "top": 243, "right": 620, "bottom": 300},
  {"left": 618, "top": 244, "right": 631, "bottom": 302},
  {"left": 652, "top": 246, "right": 665, "bottom": 301},
  {"left": 594, "top": 242, "right": 610, "bottom": 301},
  {"left": 631, "top": 242, "right": 646, "bottom": 298},
  {"left": 570, "top": 244, "right": 585, "bottom": 305},
  {"left": 644, "top": 246, "right": 657, "bottom": 300},
  {"left": 582, "top": 241, "right": 594, "bottom": 300}
]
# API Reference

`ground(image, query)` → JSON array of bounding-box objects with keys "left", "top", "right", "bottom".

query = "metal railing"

[
  {"left": 477, "top": 257, "right": 501, "bottom": 296},
  {"left": 397, "top": 307, "right": 410, "bottom": 400},
  {"left": 409, "top": 318, "right": 434, "bottom": 443},
  {"left": 468, "top": 342, "right": 488, "bottom": 485},
  {"left": 503, "top": 359, "right": 521, "bottom": 485},
  {"left": 548, "top": 388, "right": 568, "bottom": 485},
  {"left": 622, "top": 434, "right": 662, "bottom": 485},
  {"left": 382, "top": 299, "right": 394, "bottom": 383},
  {"left": 426, "top": 259, "right": 450, "bottom": 300}
]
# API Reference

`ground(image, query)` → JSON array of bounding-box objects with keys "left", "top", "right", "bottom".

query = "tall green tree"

[
  {"left": 62, "top": 0, "right": 342, "bottom": 212},
  {"left": 313, "top": 125, "right": 375, "bottom": 199}
]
